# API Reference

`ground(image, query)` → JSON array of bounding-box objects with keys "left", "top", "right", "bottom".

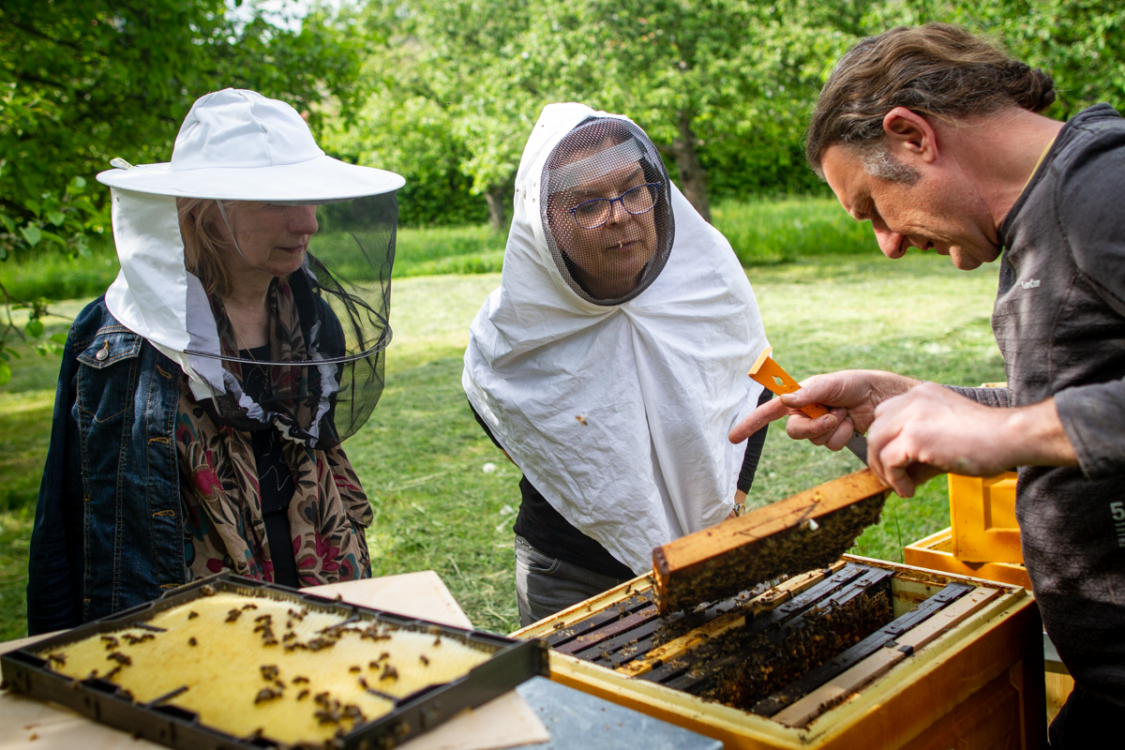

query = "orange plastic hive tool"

[
  {"left": 748, "top": 347, "right": 828, "bottom": 419},
  {"left": 748, "top": 347, "right": 871, "bottom": 466}
]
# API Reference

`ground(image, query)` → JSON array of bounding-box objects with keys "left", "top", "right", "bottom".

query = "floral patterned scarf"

[{"left": 175, "top": 279, "right": 373, "bottom": 586}]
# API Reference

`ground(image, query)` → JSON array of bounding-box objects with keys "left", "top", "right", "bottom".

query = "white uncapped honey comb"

[{"left": 37, "top": 590, "right": 492, "bottom": 745}]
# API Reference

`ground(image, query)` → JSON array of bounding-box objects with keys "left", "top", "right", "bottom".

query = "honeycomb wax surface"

[{"left": 36, "top": 591, "right": 492, "bottom": 745}]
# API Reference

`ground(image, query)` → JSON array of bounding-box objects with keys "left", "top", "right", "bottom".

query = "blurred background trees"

[{"left": 3, "top": 0, "right": 1124, "bottom": 244}]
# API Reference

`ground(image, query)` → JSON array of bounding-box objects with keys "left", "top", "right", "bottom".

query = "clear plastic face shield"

[
  {"left": 541, "top": 118, "right": 674, "bottom": 305},
  {"left": 177, "top": 193, "right": 397, "bottom": 449}
]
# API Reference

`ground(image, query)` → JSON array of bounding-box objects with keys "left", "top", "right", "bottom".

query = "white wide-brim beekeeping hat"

[{"left": 97, "top": 88, "right": 403, "bottom": 200}]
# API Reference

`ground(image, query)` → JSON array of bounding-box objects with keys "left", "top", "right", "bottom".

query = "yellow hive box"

[
  {"left": 904, "top": 528, "right": 1031, "bottom": 590},
  {"left": 514, "top": 556, "right": 1045, "bottom": 750},
  {"left": 949, "top": 472, "right": 1022, "bottom": 564}
]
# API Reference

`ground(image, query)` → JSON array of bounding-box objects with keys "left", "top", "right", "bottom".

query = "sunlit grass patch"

[
  {"left": 0, "top": 236, "right": 119, "bottom": 302},
  {"left": 713, "top": 196, "right": 875, "bottom": 265},
  {"left": 0, "top": 510, "right": 33, "bottom": 641}
]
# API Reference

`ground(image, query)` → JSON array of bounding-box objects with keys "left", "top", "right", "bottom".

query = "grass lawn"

[{"left": 0, "top": 251, "right": 1005, "bottom": 641}]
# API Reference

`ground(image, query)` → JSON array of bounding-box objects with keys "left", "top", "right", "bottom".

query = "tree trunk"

[
  {"left": 484, "top": 184, "right": 510, "bottom": 233},
  {"left": 671, "top": 111, "right": 711, "bottom": 223}
]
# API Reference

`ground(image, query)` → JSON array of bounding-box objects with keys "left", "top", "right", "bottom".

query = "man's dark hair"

[{"left": 806, "top": 23, "right": 1056, "bottom": 176}]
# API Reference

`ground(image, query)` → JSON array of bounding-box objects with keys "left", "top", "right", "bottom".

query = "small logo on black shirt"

[{"left": 1020, "top": 279, "right": 1041, "bottom": 290}]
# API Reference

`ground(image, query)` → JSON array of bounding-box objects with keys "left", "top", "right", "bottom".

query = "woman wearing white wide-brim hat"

[{"left": 27, "top": 89, "right": 405, "bottom": 634}]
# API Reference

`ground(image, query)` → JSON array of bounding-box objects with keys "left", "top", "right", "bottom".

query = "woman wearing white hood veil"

[
  {"left": 28, "top": 90, "right": 404, "bottom": 634},
  {"left": 463, "top": 104, "right": 770, "bottom": 626}
]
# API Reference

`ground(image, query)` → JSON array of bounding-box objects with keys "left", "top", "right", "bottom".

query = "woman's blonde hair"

[{"left": 177, "top": 198, "right": 234, "bottom": 298}]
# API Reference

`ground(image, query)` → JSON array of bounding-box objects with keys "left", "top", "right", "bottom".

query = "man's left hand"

[{"left": 867, "top": 382, "right": 1078, "bottom": 497}]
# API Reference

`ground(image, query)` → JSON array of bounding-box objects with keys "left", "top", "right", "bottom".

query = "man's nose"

[
  {"left": 873, "top": 224, "right": 908, "bottom": 259},
  {"left": 288, "top": 206, "right": 319, "bottom": 235}
]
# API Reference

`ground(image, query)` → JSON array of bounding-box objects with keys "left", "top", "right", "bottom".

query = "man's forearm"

[{"left": 999, "top": 398, "right": 1079, "bottom": 468}]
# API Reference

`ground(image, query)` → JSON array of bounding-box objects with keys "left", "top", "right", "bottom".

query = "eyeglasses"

[{"left": 565, "top": 182, "right": 662, "bottom": 229}]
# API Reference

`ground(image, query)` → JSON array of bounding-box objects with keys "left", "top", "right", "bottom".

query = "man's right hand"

[{"left": 730, "top": 369, "right": 919, "bottom": 448}]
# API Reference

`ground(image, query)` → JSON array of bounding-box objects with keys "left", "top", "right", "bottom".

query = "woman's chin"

[{"left": 264, "top": 255, "right": 307, "bottom": 278}]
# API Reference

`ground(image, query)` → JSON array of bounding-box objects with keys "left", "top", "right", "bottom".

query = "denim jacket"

[{"left": 28, "top": 297, "right": 186, "bottom": 634}]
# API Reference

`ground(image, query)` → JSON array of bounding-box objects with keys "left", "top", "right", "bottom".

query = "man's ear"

[{"left": 883, "top": 107, "right": 938, "bottom": 164}]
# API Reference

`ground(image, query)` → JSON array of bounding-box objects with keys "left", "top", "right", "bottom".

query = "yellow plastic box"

[
  {"left": 904, "top": 527, "right": 1031, "bottom": 590},
  {"left": 949, "top": 472, "right": 1022, "bottom": 564}
]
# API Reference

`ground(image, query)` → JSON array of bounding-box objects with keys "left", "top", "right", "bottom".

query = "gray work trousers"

[{"left": 514, "top": 535, "right": 633, "bottom": 628}]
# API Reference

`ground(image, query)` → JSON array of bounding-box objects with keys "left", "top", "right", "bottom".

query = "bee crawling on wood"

[
  {"left": 201, "top": 584, "right": 215, "bottom": 596},
  {"left": 225, "top": 609, "right": 243, "bottom": 623},
  {"left": 47, "top": 652, "right": 67, "bottom": 667},
  {"left": 297, "top": 689, "right": 310, "bottom": 701},
  {"left": 188, "top": 637, "right": 198, "bottom": 647},
  {"left": 101, "top": 635, "right": 119, "bottom": 649},
  {"left": 379, "top": 664, "right": 399, "bottom": 681},
  {"left": 260, "top": 665, "right": 280, "bottom": 681},
  {"left": 419, "top": 655, "right": 430, "bottom": 666},
  {"left": 187, "top": 611, "right": 199, "bottom": 620},
  {"left": 292, "top": 675, "right": 309, "bottom": 684},
  {"left": 107, "top": 652, "right": 132, "bottom": 666},
  {"left": 348, "top": 665, "right": 361, "bottom": 673},
  {"left": 242, "top": 603, "right": 259, "bottom": 611}
]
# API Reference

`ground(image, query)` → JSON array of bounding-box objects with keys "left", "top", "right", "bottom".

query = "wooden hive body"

[{"left": 514, "top": 557, "right": 1044, "bottom": 749}]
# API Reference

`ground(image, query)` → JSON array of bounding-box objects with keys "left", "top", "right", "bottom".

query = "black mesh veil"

[
  {"left": 541, "top": 118, "right": 674, "bottom": 305},
  {"left": 183, "top": 192, "right": 396, "bottom": 449}
]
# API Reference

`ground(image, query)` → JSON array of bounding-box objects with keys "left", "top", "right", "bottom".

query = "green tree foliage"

[
  {"left": 875, "top": 0, "right": 1125, "bottom": 117},
  {"left": 341, "top": 0, "right": 574, "bottom": 230},
  {"left": 559, "top": 0, "right": 875, "bottom": 221},
  {"left": 344, "top": 0, "right": 871, "bottom": 225},
  {"left": 341, "top": 0, "right": 1125, "bottom": 228}
]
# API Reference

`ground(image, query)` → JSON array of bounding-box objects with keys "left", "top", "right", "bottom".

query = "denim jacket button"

[{"left": 95, "top": 345, "right": 109, "bottom": 361}]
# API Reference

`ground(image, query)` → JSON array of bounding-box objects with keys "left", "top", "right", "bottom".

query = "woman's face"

[
  {"left": 550, "top": 159, "right": 658, "bottom": 300},
  {"left": 216, "top": 202, "right": 319, "bottom": 283}
]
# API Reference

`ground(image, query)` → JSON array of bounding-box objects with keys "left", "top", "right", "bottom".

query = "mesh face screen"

[
  {"left": 541, "top": 118, "right": 674, "bottom": 305},
  {"left": 183, "top": 193, "right": 396, "bottom": 448}
]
